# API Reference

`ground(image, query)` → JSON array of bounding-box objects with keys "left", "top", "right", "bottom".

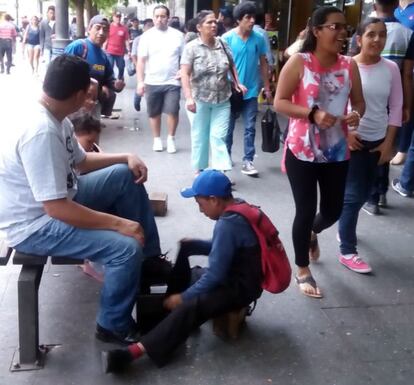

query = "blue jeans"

[
  {"left": 107, "top": 53, "right": 125, "bottom": 80},
  {"left": 187, "top": 100, "right": 232, "bottom": 171},
  {"left": 398, "top": 120, "right": 414, "bottom": 153},
  {"left": 226, "top": 97, "right": 258, "bottom": 162},
  {"left": 14, "top": 164, "right": 161, "bottom": 333},
  {"left": 400, "top": 130, "right": 414, "bottom": 192},
  {"left": 338, "top": 143, "right": 381, "bottom": 255}
]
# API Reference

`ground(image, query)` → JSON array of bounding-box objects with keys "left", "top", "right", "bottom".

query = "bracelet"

[{"left": 352, "top": 110, "right": 361, "bottom": 120}]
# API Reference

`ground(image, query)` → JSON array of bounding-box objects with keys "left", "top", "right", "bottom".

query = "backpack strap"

[{"left": 81, "top": 39, "right": 88, "bottom": 60}]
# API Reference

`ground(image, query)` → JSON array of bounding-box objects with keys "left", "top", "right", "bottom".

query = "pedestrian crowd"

[{"left": 0, "top": 0, "right": 413, "bottom": 376}]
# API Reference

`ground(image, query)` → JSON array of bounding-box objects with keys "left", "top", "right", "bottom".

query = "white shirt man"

[{"left": 137, "top": 5, "right": 184, "bottom": 153}]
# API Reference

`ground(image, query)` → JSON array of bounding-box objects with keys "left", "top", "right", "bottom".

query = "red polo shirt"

[{"left": 105, "top": 23, "right": 129, "bottom": 56}]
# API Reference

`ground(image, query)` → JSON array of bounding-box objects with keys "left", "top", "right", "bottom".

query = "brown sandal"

[{"left": 295, "top": 275, "right": 323, "bottom": 298}]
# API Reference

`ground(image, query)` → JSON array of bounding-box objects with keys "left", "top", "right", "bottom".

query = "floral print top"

[{"left": 287, "top": 53, "right": 353, "bottom": 163}]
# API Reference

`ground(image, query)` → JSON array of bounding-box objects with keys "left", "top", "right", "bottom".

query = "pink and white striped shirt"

[{"left": 0, "top": 21, "right": 17, "bottom": 40}]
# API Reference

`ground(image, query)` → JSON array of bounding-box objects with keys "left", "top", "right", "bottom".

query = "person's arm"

[
  {"left": 181, "top": 63, "right": 195, "bottom": 112},
  {"left": 42, "top": 198, "right": 144, "bottom": 245},
  {"left": 402, "top": 59, "right": 414, "bottom": 123},
  {"left": 342, "top": 58, "right": 365, "bottom": 126},
  {"left": 76, "top": 152, "right": 148, "bottom": 184},
  {"left": 136, "top": 55, "right": 146, "bottom": 96},
  {"left": 39, "top": 21, "right": 45, "bottom": 53},
  {"left": 371, "top": 61, "right": 403, "bottom": 164},
  {"left": 259, "top": 54, "right": 271, "bottom": 100}
]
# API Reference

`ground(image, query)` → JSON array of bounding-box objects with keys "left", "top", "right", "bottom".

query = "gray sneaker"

[
  {"left": 241, "top": 161, "right": 258, "bottom": 176},
  {"left": 362, "top": 202, "right": 380, "bottom": 216},
  {"left": 391, "top": 178, "right": 411, "bottom": 197}
]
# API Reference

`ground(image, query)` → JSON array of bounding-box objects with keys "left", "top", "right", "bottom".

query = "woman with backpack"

[{"left": 274, "top": 6, "right": 365, "bottom": 298}]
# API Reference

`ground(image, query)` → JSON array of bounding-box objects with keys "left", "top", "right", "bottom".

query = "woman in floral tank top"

[{"left": 274, "top": 6, "right": 365, "bottom": 298}]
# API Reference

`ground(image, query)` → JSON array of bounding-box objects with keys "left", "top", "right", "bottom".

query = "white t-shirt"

[
  {"left": 0, "top": 104, "right": 86, "bottom": 247},
  {"left": 138, "top": 26, "right": 184, "bottom": 86},
  {"left": 357, "top": 58, "right": 403, "bottom": 141}
]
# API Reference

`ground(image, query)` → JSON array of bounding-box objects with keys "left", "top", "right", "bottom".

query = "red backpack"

[{"left": 224, "top": 202, "right": 291, "bottom": 294}]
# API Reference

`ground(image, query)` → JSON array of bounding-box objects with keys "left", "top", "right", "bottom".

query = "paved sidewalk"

[{"left": 0, "top": 54, "right": 414, "bottom": 385}]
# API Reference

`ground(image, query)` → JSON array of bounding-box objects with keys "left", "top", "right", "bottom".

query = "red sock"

[{"left": 128, "top": 343, "right": 144, "bottom": 360}]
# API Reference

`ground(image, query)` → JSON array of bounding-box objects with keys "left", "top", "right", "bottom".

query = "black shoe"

[
  {"left": 96, "top": 324, "right": 140, "bottom": 345},
  {"left": 102, "top": 349, "right": 133, "bottom": 373},
  {"left": 378, "top": 194, "right": 387, "bottom": 207}
]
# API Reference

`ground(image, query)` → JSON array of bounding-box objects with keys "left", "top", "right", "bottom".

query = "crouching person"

[
  {"left": 102, "top": 169, "right": 263, "bottom": 372},
  {"left": 0, "top": 55, "right": 162, "bottom": 345}
]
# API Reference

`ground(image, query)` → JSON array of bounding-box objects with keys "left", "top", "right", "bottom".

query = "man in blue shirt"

[
  {"left": 65, "top": 15, "right": 125, "bottom": 119},
  {"left": 222, "top": 1, "right": 271, "bottom": 176},
  {"left": 102, "top": 170, "right": 263, "bottom": 372}
]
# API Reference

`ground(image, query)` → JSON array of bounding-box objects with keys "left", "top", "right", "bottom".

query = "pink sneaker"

[{"left": 339, "top": 254, "right": 372, "bottom": 274}]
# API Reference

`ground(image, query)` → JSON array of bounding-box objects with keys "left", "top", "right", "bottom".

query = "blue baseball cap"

[{"left": 180, "top": 170, "right": 232, "bottom": 198}]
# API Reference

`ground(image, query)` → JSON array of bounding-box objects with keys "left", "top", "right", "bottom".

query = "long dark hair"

[{"left": 300, "top": 6, "right": 343, "bottom": 53}]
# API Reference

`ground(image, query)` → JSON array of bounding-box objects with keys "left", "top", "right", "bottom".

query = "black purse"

[
  {"left": 219, "top": 39, "right": 243, "bottom": 114},
  {"left": 261, "top": 107, "right": 281, "bottom": 153}
]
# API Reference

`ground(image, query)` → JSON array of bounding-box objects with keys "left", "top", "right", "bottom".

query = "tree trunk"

[
  {"left": 75, "top": 0, "right": 85, "bottom": 38},
  {"left": 85, "top": 0, "right": 98, "bottom": 24}
]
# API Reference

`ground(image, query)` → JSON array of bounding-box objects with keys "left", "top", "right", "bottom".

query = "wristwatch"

[{"left": 308, "top": 105, "right": 319, "bottom": 124}]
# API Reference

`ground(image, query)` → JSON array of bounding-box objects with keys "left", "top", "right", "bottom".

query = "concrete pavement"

[{"left": 0, "top": 51, "right": 414, "bottom": 385}]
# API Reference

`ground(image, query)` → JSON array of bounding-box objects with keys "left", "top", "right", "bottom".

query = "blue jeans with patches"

[{"left": 14, "top": 164, "right": 161, "bottom": 333}]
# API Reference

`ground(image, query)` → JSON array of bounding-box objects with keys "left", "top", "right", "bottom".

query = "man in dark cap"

[{"left": 65, "top": 15, "right": 125, "bottom": 119}]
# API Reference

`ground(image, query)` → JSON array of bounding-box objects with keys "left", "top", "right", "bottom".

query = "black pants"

[
  {"left": 0, "top": 39, "right": 13, "bottom": 71},
  {"left": 140, "top": 240, "right": 261, "bottom": 367},
  {"left": 98, "top": 86, "right": 116, "bottom": 116},
  {"left": 368, "top": 163, "right": 389, "bottom": 205},
  {"left": 285, "top": 148, "right": 349, "bottom": 267}
]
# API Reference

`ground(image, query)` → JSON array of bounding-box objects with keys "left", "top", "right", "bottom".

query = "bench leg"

[{"left": 12, "top": 265, "right": 45, "bottom": 370}]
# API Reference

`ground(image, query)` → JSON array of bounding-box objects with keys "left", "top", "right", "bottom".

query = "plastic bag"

[{"left": 126, "top": 57, "right": 136, "bottom": 77}]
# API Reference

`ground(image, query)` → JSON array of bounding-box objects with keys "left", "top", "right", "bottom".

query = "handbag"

[
  {"left": 261, "top": 107, "right": 281, "bottom": 153},
  {"left": 219, "top": 39, "right": 243, "bottom": 114},
  {"left": 126, "top": 57, "right": 136, "bottom": 77}
]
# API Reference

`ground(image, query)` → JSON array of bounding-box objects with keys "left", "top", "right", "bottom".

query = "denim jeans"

[
  {"left": 134, "top": 92, "right": 141, "bottom": 112},
  {"left": 107, "top": 53, "right": 125, "bottom": 80},
  {"left": 226, "top": 97, "right": 258, "bottom": 162},
  {"left": 398, "top": 120, "right": 414, "bottom": 153},
  {"left": 186, "top": 100, "right": 232, "bottom": 171},
  {"left": 338, "top": 143, "right": 381, "bottom": 255},
  {"left": 14, "top": 164, "right": 161, "bottom": 332},
  {"left": 400, "top": 129, "right": 414, "bottom": 192}
]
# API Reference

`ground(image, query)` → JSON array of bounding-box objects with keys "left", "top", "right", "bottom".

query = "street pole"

[
  {"left": 15, "top": 0, "right": 19, "bottom": 27},
  {"left": 52, "top": 0, "right": 71, "bottom": 58}
]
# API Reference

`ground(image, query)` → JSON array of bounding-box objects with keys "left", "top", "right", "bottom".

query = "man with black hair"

[
  {"left": 0, "top": 54, "right": 163, "bottom": 345},
  {"left": 65, "top": 15, "right": 125, "bottom": 119},
  {"left": 223, "top": 1, "right": 271, "bottom": 176},
  {"left": 137, "top": 5, "right": 184, "bottom": 153}
]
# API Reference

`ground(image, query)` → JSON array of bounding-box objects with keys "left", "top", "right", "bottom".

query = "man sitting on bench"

[{"left": 0, "top": 54, "right": 162, "bottom": 345}]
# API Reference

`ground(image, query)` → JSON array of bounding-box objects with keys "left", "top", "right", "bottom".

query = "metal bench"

[{"left": 1, "top": 242, "right": 81, "bottom": 371}]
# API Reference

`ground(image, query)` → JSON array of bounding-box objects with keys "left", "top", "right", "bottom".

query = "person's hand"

[
  {"left": 263, "top": 88, "right": 272, "bottom": 102},
  {"left": 371, "top": 140, "right": 394, "bottom": 165},
  {"left": 102, "top": 85, "right": 111, "bottom": 98},
  {"left": 347, "top": 130, "right": 363, "bottom": 151},
  {"left": 403, "top": 107, "right": 410, "bottom": 124},
  {"left": 117, "top": 218, "right": 145, "bottom": 246},
  {"left": 235, "top": 83, "right": 247, "bottom": 95},
  {"left": 127, "top": 154, "right": 148, "bottom": 184},
  {"left": 114, "top": 79, "right": 125, "bottom": 92},
  {"left": 185, "top": 98, "right": 196, "bottom": 113},
  {"left": 164, "top": 294, "right": 183, "bottom": 310},
  {"left": 313, "top": 109, "right": 338, "bottom": 129},
  {"left": 341, "top": 111, "right": 360, "bottom": 128},
  {"left": 137, "top": 82, "right": 145, "bottom": 96}
]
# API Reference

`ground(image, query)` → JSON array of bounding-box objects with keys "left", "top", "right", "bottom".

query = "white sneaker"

[
  {"left": 167, "top": 136, "right": 176, "bottom": 153},
  {"left": 241, "top": 161, "right": 258, "bottom": 176},
  {"left": 153, "top": 137, "right": 163, "bottom": 152}
]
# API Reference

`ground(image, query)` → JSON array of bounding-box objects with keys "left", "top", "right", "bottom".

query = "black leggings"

[{"left": 285, "top": 148, "right": 348, "bottom": 267}]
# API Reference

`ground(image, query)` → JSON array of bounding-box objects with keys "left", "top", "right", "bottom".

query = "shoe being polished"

[
  {"left": 96, "top": 323, "right": 140, "bottom": 345},
  {"left": 102, "top": 349, "right": 134, "bottom": 373}
]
